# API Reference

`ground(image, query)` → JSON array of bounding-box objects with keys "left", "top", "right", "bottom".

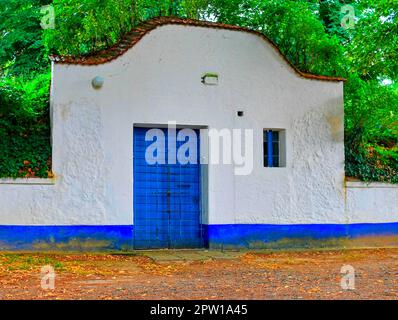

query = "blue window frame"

[{"left": 263, "top": 130, "right": 280, "bottom": 167}]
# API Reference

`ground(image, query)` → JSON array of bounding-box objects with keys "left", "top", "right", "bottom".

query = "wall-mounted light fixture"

[
  {"left": 92, "top": 76, "right": 104, "bottom": 89},
  {"left": 201, "top": 73, "right": 219, "bottom": 86}
]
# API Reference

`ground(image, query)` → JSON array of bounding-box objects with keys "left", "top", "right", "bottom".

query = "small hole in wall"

[{"left": 237, "top": 111, "right": 244, "bottom": 117}]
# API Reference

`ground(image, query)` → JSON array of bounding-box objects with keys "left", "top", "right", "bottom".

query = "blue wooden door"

[{"left": 133, "top": 127, "right": 203, "bottom": 249}]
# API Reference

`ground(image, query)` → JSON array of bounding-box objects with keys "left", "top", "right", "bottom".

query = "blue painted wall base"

[
  {"left": 205, "top": 223, "right": 398, "bottom": 249},
  {"left": 0, "top": 226, "right": 134, "bottom": 251},
  {"left": 1, "top": 223, "right": 398, "bottom": 251}
]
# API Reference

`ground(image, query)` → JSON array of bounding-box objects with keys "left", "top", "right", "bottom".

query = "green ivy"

[{"left": 0, "top": 73, "right": 51, "bottom": 178}]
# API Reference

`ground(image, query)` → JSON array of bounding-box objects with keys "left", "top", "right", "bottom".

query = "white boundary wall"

[{"left": 346, "top": 181, "right": 398, "bottom": 224}]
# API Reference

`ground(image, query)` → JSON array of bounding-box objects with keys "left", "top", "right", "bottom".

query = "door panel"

[{"left": 133, "top": 127, "right": 203, "bottom": 249}]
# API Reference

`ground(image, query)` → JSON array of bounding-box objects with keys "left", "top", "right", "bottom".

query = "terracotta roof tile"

[{"left": 50, "top": 17, "right": 345, "bottom": 82}]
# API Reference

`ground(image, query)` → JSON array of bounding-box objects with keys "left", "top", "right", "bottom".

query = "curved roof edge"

[{"left": 49, "top": 17, "right": 346, "bottom": 82}]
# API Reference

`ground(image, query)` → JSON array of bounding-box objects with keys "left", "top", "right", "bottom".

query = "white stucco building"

[{"left": 0, "top": 17, "right": 397, "bottom": 250}]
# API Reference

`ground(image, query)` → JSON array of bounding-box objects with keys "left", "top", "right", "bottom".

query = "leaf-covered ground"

[{"left": 0, "top": 248, "right": 398, "bottom": 300}]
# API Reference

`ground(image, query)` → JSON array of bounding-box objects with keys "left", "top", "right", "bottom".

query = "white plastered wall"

[{"left": 346, "top": 182, "right": 398, "bottom": 224}]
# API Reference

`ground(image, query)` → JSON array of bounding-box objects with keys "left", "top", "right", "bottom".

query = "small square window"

[{"left": 263, "top": 129, "right": 286, "bottom": 167}]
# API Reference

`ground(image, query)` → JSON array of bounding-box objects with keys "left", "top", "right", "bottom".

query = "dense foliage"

[
  {"left": 0, "top": 73, "right": 51, "bottom": 178},
  {"left": 0, "top": 0, "right": 397, "bottom": 181}
]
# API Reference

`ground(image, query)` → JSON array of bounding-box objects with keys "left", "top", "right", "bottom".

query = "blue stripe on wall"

[
  {"left": 204, "top": 223, "right": 398, "bottom": 248},
  {"left": 0, "top": 226, "right": 134, "bottom": 251},
  {"left": 1, "top": 223, "right": 398, "bottom": 250}
]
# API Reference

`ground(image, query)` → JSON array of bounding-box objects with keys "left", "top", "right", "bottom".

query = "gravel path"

[{"left": 1, "top": 248, "right": 398, "bottom": 300}]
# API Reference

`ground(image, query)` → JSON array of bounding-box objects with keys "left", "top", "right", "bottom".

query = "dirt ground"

[{"left": 1, "top": 248, "right": 398, "bottom": 300}]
